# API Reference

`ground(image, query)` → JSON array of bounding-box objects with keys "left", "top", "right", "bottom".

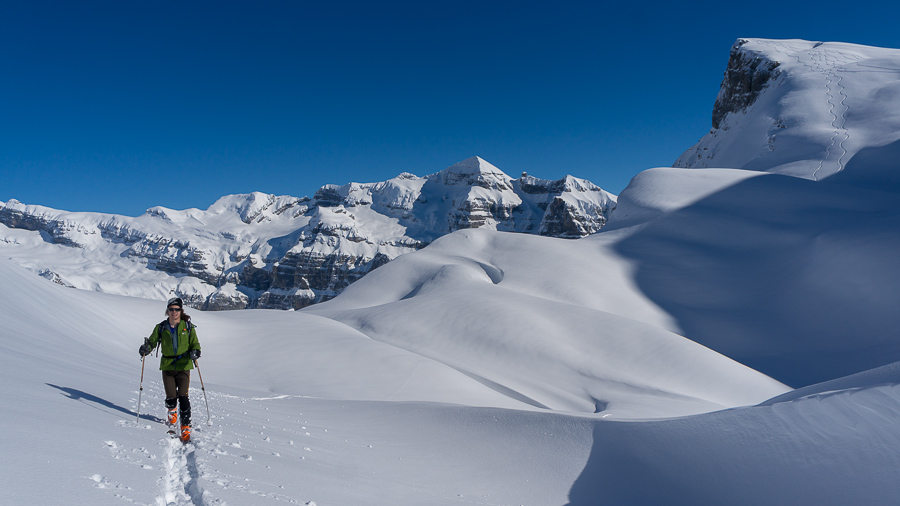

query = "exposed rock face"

[
  {"left": 0, "top": 157, "right": 616, "bottom": 310},
  {"left": 0, "top": 204, "right": 93, "bottom": 247},
  {"left": 673, "top": 38, "right": 787, "bottom": 171},
  {"left": 203, "top": 283, "right": 251, "bottom": 311},
  {"left": 711, "top": 39, "right": 781, "bottom": 129}
]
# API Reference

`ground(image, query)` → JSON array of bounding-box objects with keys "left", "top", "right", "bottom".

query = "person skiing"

[{"left": 138, "top": 297, "right": 201, "bottom": 442}]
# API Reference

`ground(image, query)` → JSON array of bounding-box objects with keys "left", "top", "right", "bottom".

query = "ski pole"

[
  {"left": 136, "top": 354, "right": 146, "bottom": 423},
  {"left": 194, "top": 359, "right": 211, "bottom": 424}
]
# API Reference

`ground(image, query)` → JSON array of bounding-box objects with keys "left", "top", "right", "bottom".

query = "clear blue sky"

[{"left": 2, "top": 1, "right": 899, "bottom": 216}]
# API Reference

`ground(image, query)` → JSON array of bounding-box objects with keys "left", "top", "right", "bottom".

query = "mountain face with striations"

[
  {"left": 674, "top": 38, "right": 900, "bottom": 191},
  {"left": 0, "top": 156, "right": 616, "bottom": 310}
]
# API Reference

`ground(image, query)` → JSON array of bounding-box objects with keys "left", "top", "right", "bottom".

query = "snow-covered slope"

[
  {"left": 3, "top": 222, "right": 899, "bottom": 505},
  {"left": 308, "top": 228, "right": 788, "bottom": 418},
  {"left": 0, "top": 156, "right": 616, "bottom": 310},
  {"left": 675, "top": 38, "right": 900, "bottom": 190},
  {"left": 663, "top": 38, "right": 900, "bottom": 386},
  {"left": 607, "top": 167, "right": 900, "bottom": 387}
]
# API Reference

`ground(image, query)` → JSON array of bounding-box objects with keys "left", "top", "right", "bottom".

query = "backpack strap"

[{"left": 155, "top": 319, "right": 167, "bottom": 356}]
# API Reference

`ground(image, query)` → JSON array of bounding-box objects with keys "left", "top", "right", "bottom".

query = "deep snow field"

[
  {"left": 3, "top": 38, "right": 900, "bottom": 506},
  {"left": 4, "top": 164, "right": 900, "bottom": 505}
]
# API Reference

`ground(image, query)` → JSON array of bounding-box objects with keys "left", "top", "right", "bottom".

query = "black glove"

[
  {"left": 189, "top": 349, "right": 201, "bottom": 360},
  {"left": 139, "top": 340, "right": 151, "bottom": 357}
]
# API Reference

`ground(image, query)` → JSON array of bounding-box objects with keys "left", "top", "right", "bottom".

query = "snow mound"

[{"left": 310, "top": 228, "right": 789, "bottom": 418}]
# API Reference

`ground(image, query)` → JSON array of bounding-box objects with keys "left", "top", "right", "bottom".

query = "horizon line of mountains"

[{"left": 0, "top": 156, "right": 617, "bottom": 310}]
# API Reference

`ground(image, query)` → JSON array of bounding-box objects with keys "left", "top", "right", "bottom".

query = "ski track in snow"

[
  {"left": 809, "top": 48, "right": 852, "bottom": 181},
  {"left": 160, "top": 438, "right": 207, "bottom": 506},
  {"left": 95, "top": 380, "right": 320, "bottom": 505},
  {"left": 97, "top": 381, "right": 216, "bottom": 506},
  {"left": 757, "top": 40, "right": 855, "bottom": 181}
]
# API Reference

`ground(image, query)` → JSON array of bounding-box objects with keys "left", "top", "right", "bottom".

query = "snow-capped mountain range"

[{"left": 0, "top": 156, "right": 615, "bottom": 310}]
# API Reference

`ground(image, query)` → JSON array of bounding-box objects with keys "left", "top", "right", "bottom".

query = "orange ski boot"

[{"left": 180, "top": 424, "right": 191, "bottom": 443}]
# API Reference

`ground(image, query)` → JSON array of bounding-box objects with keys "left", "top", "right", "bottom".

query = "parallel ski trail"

[
  {"left": 131, "top": 381, "right": 314, "bottom": 504},
  {"left": 810, "top": 49, "right": 851, "bottom": 181},
  {"left": 129, "top": 379, "right": 218, "bottom": 506},
  {"left": 159, "top": 437, "right": 207, "bottom": 506},
  {"left": 758, "top": 40, "right": 856, "bottom": 181}
]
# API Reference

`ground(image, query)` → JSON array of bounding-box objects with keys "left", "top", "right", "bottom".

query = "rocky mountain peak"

[
  {"left": 0, "top": 157, "right": 616, "bottom": 311},
  {"left": 428, "top": 156, "right": 514, "bottom": 190},
  {"left": 441, "top": 156, "right": 501, "bottom": 175}
]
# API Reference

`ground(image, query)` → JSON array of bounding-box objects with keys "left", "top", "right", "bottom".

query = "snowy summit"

[{"left": 676, "top": 38, "right": 900, "bottom": 190}]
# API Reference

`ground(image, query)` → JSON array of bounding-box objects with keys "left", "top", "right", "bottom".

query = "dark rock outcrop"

[{"left": 711, "top": 39, "right": 781, "bottom": 129}]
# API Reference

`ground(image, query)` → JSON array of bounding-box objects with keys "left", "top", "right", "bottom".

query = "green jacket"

[{"left": 147, "top": 319, "right": 201, "bottom": 371}]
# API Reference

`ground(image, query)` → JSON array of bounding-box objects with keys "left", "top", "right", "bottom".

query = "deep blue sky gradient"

[{"left": 2, "top": 1, "right": 899, "bottom": 216}]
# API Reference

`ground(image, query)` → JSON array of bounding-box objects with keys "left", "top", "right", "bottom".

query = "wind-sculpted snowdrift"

[
  {"left": 307, "top": 228, "right": 789, "bottom": 417},
  {"left": 609, "top": 167, "right": 900, "bottom": 387}
]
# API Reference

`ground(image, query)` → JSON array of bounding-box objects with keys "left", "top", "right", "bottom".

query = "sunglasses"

[{"left": 167, "top": 307, "right": 182, "bottom": 312}]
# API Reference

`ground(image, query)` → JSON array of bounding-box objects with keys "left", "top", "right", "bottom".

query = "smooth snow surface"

[
  {"left": 3, "top": 250, "right": 899, "bottom": 505},
  {"left": 308, "top": 228, "right": 787, "bottom": 417},
  {"left": 607, "top": 167, "right": 900, "bottom": 387},
  {"left": 4, "top": 38, "right": 900, "bottom": 505}
]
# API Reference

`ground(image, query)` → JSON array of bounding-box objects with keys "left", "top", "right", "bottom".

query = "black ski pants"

[{"left": 162, "top": 370, "right": 191, "bottom": 425}]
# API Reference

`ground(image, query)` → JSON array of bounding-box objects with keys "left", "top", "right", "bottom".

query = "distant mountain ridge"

[{"left": 0, "top": 156, "right": 616, "bottom": 310}]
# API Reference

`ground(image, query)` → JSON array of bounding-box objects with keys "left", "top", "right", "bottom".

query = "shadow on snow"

[{"left": 46, "top": 383, "right": 163, "bottom": 423}]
